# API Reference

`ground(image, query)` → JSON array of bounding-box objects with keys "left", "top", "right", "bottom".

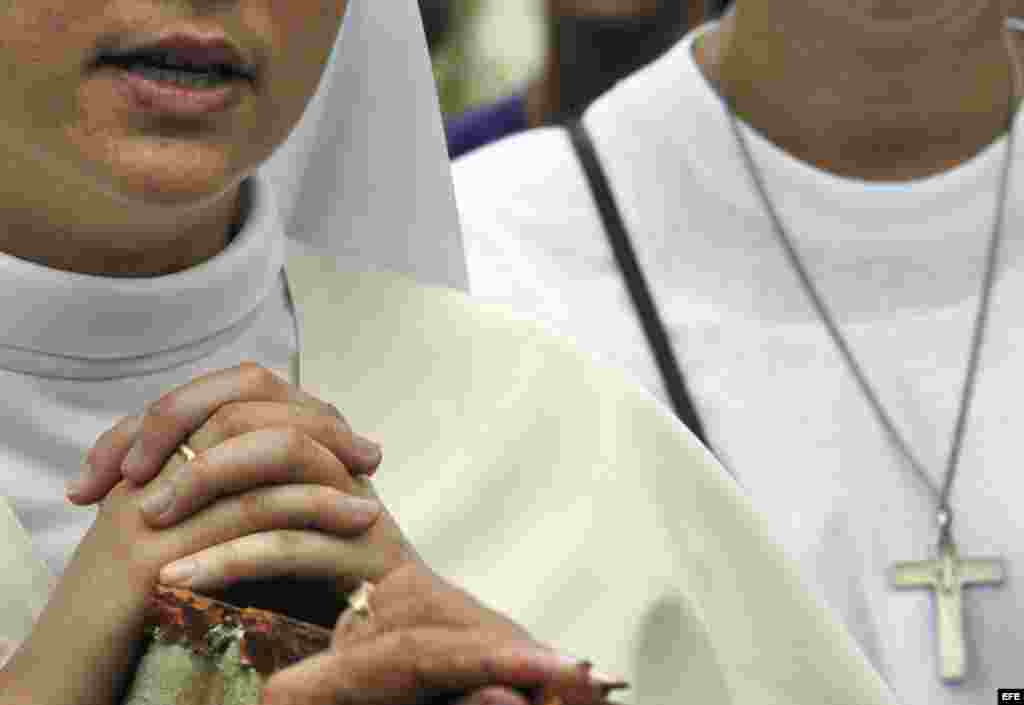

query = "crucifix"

[{"left": 889, "top": 537, "right": 1005, "bottom": 683}]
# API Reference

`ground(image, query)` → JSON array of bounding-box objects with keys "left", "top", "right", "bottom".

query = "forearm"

[{"left": 0, "top": 539, "right": 151, "bottom": 705}]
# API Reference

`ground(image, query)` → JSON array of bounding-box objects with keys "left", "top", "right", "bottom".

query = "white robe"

[
  {"left": 2, "top": 249, "right": 897, "bottom": 704},
  {"left": 456, "top": 22, "right": 1024, "bottom": 702}
]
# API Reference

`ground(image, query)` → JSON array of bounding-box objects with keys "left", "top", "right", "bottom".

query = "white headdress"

[{"left": 262, "top": 1, "right": 467, "bottom": 291}]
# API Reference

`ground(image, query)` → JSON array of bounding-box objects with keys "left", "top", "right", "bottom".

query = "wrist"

[
  {"left": 2, "top": 592, "right": 147, "bottom": 705},
  {"left": 5, "top": 528, "right": 155, "bottom": 705}
]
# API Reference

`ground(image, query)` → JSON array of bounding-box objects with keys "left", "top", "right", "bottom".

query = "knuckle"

[
  {"left": 280, "top": 426, "right": 311, "bottom": 458},
  {"left": 312, "top": 487, "right": 339, "bottom": 529},
  {"left": 94, "top": 415, "right": 133, "bottom": 448},
  {"left": 272, "top": 529, "right": 305, "bottom": 557},
  {"left": 240, "top": 361, "right": 279, "bottom": 392},
  {"left": 146, "top": 392, "right": 179, "bottom": 421},
  {"left": 207, "top": 402, "right": 247, "bottom": 438},
  {"left": 239, "top": 489, "right": 273, "bottom": 529}
]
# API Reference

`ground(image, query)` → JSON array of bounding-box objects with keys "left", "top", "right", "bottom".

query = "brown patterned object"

[
  {"left": 120, "top": 586, "right": 332, "bottom": 705},
  {"left": 119, "top": 585, "right": 623, "bottom": 705}
]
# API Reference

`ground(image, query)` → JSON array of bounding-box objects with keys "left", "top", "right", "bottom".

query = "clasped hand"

[
  {"left": 67, "top": 362, "right": 621, "bottom": 705},
  {"left": 70, "top": 361, "right": 410, "bottom": 601}
]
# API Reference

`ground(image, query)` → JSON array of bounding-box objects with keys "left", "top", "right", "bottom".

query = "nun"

[
  {"left": 455, "top": 2, "right": 1024, "bottom": 700},
  {"left": 2, "top": 2, "right": 896, "bottom": 704}
]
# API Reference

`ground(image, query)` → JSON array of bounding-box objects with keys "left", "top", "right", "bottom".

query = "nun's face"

[{"left": 0, "top": 2, "right": 346, "bottom": 207}]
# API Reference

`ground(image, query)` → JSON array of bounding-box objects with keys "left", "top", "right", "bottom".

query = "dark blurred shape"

[
  {"left": 420, "top": 0, "right": 453, "bottom": 53},
  {"left": 705, "top": 0, "right": 731, "bottom": 18},
  {"left": 447, "top": 94, "right": 529, "bottom": 160},
  {"left": 447, "top": 0, "right": 711, "bottom": 159},
  {"left": 553, "top": 2, "right": 690, "bottom": 120}
]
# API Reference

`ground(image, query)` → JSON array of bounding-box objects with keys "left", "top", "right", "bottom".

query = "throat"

[
  {"left": 728, "top": 99, "right": 1015, "bottom": 181},
  {"left": 696, "top": 5, "right": 1017, "bottom": 181}
]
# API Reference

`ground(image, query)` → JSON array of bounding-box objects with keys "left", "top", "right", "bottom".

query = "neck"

[
  {"left": 696, "top": 2, "right": 1016, "bottom": 181},
  {"left": 0, "top": 183, "right": 244, "bottom": 278}
]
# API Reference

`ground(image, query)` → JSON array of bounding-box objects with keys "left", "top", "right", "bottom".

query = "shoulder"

[
  {"left": 453, "top": 126, "right": 609, "bottom": 316},
  {"left": 453, "top": 25, "right": 712, "bottom": 248},
  {"left": 453, "top": 125, "right": 589, "bottom": 224}
]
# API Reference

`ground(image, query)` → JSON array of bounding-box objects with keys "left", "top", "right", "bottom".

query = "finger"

[
  {"left": 187, "top": 401, "right": 381, "bottom": 481},
  {"left": 123, "top": 363, "right": 301, "bottom": 484},
  {"left": 451, "top": 687, "right": 531, "bottom": 705},
  {"left": 156, "top": 495, "right": 388, "bottom": 591},
  {"left": 137, "top": 426, "right": 364, "bottom": 527},
  {"left": 68, "top": 415, "right": 142, "bottom": 505},
  {"left": 158, "top": 530, "right": 391, "bottom": 594},
  {"left": 115, "top": 362, "right": 378, "bottom": 485},
  {"left": 261, "top": 633, "right": 605, "bottom": 705}
]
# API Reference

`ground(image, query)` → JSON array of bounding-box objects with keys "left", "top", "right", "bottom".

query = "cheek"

[
  {"left": 0, "top": 3, "right": 96, "bottom": 60},
  {"left": 0, "top": 4, "right": 105, "bottom": 127},
  {"left": 266, "top": 1, "right": 346, "bottom": 82},
  {"left": 252, "top": 3, "right": 347, "bottom": 143},
  {"left": 267, "top": 2, "right": 348, "bottom": 40}
]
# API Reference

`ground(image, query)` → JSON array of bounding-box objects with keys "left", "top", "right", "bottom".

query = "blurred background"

[
  {"left": 421, "top": 1, "right": 730, "bottom": 157},
  {"left": 428, "top": 0, "right": 545, "bottom": 116}
]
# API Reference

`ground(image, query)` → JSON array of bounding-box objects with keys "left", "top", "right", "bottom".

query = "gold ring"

[
  {"left": 177, "top": 444, "right": 197, "bottom": 462},
  {"left": 348, "top": 581, "right": 375, "bottom": 619}
]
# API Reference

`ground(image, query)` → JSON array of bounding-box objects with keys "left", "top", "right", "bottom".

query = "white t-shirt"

[
  {"left": 456, "top": 23, "right": 1024, "bottom": 703},
  {"left": 0, "top": 175, "right": 297, "bottom": 576}
]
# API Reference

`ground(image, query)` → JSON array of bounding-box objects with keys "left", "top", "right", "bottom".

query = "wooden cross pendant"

[{"left": 889, "top": 540, "right": 1005, "bottom": 683}]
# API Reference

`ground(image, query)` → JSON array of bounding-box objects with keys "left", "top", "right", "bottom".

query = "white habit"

[{"left": 456, "top": 21, "right": 1024, "bottom": 704}]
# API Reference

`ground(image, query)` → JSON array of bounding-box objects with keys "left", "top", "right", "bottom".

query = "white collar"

[{"left": 0, "top": 174, "right": 284, "bottom": 380}]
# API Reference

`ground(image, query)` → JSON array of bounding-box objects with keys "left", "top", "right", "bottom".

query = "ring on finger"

[
  {"left": 177, "top": 443, "right": 197, "bottom": 463},
  {"left": 348, "top": 581, "right": 375, "bottom": 619},
  {"left": 335, "top": 581, "right": 376, "bottom": 638}
]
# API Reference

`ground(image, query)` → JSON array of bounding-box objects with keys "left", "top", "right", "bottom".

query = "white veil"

[{"left": 262, "top": 0, "right": 468, "bottom": 291}]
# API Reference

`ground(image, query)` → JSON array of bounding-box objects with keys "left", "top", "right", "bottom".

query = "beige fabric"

[
  {"left": 0, "top": 492, "right": 54, "bottom": 650},
  {"left": 0, "top": 252, "right": 897, "bottom": 703},
  {"left": 286, "top": 250, "right": 897, "bottom": 705}
]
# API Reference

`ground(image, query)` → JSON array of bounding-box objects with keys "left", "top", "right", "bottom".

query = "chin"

[
  {"left": 60, "top": 119, "right": 261, "bottom": 208},
  {"left": 104, "top": 148, "right": 252, "bottom": 209}
]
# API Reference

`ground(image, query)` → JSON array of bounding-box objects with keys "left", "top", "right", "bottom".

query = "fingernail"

[
  {"left": 342, "top": 496, "right": 383, "bottom": 522},
  {"left": 353, "top": 436, "right": 382, "bottom": 466},
  {"left": 578, "top": 661, "right": 630, "bottom": 692},
  {"left": 160, "top": 559, "right": 198, "bottom": 587},
  {"left": 550, "top": 652, "right": 584, "bottom": 669},
  {"left": 139, "top": 482, "right": 175, "bottom": 520},
  {"left": 591, "top": 670, "right": 630, "bottom": 691},
  {"left": 510, "top": 648, "right": 584, "bottom": 675},
  {"left": 65, "top": 462, "right": 90, "bottom": 499},
  {"left": 122, "top": 442, "right": 145, "bottom": 477}
]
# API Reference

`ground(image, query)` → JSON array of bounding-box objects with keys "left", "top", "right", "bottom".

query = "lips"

[
  {"left": 93, "top": 34, "right": 258, "bottom": 84},
  {"left": 90, "top": 33, "right": 259, "bottom": 118}
]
